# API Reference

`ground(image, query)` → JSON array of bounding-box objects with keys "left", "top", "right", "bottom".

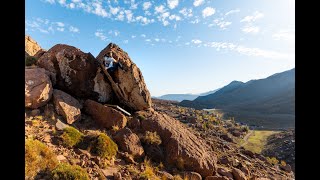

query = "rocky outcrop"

[
  {"left": 84, "top": 99, "right": 127, "bottom": 129},
  {"left": 113, "top": 128, "right": 144, "bottom": 159},
  {"left": 96, "top": 43, "right": 152, "bottom": 111},
  {"left": 34, "top": 49, "right": 47, "bottom": 59},
  {"left": 140, "top": 110, "right": 217, "bottom": 177},
  {"left": 25, "top": 35, "right": 42, "bottom": 56},
  {"left": 232, "top": 168, "right": 247, "bottom": 180},
  {"left": 25, "top": 68, "right": 53, "bottom": 109},
  {"left": 37, "top": 44, "right": 111, "bottom": 102},
  {"left": 181, "top": 172, "right": 202, "bottom": 180},
  {"left": 52, "top": 89, "right": 81, "bottom": 124}
]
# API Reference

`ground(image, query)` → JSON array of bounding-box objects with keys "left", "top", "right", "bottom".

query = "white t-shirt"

[{"left": 104, "top": 56, "right": 115, "bottom": 68}]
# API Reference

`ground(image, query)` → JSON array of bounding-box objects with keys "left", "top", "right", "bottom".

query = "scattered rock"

[
  {"left": 232, "top": 168, "right": 247, "bottom": 180},
  {"left": 56, "top": 155, "right": 67, "bottom": 162},
  {"left": 96, "top": 43, "right": 152, "bottom": 111},
  {"left": 242, "top": 149, "right": 255, "bottom": 158},
  {"left": 52, "top": 89, "right": 81, "bottom": 124},
  {"left": 113, "top": 172, "right": 122, "bottom": 180},
  {"left": 30, "top": 109, "right": 41, "bottom": 116},
  {"left": 181, "top": 171, "right": 202, "bottom": 180},
  {"left": 219, "top": 156, "right": 231, "bottom": 165},
  {"left": 217, "top": 167, "right": 233, "bottom": 179},
  {"left": 205, "top": 176, "right": 229, "bottom": 180},
  {"left": 113, "top": 128, "right": 144, "bottom": 159},
  {"left": 144, "top": 144, "right": 165, "bottom": 163},
  {"left": 37, "top": 44, "right": 111, "bottom": 102},
  {"left": 220, "top": 133, "right": 234, "bottom": 143},
  {"left": 84, "top": 99, "right": 127, "bottom": 129},
  {"left": 156, "top": 171, "right": 174, "bottom": 180},
  {"left": 140, "top": 110, "right": 217, "bottom": 177},
  {"left": 55, "top": 119, "right": 69, "bottom": 130},
  {"left": 25, "top": 68, "right": 53, "bottom": 109},
  {"left": 280, "top": 164, "right": 292, "bottom": 173},
  {"left": 118, "top": 152, "right": 136, "bottom": 164}
]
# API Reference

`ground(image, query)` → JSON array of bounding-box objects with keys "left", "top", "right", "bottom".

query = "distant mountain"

[
  {"left": 156, "top": 88, "right": 221, "bottom": 102},
  {"left": 156, "top": 94, "right": 199, "bottom": 102},
  {"left": 179, "top": 68, "right": 295, "bottom": 129}
]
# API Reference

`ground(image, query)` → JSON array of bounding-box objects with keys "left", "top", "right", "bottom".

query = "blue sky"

[{"left": 26, "top": 0, "right": 295, "bottom": 97}]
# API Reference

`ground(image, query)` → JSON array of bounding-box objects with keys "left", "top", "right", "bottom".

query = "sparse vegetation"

[
  {"left": 139, "top": 159, "right": 160, "bottom": 180},
  {"left": 241, "top": 130, "right": 279, "bottom": 153},
  {"left": 266, "top": 157, "right": 279, "bottom": 165},
  {"left": 172, "top": 175, "right": 184, "bottom": 180},
  {"left": 138, "top": 115, "right": 146, "bottom": 121},
  {"left": 142, "top": 131, "right": 162, "bottom": 145},
  {"left": 25, "top": 56, "right": 38, "bottom": 66},
  {"left": 60, "top": 127, "right": 84, "bottom": 148},
  {"left": 25, "top": 139, "right": 58, "bottom": 179},
  {"left": 176, "top": 157, "right": 185, "bottom": 170},
  {"left": 89, "top": 133, "right": 118, "bottom": 159},
  {"left": 112, "top": 125, "right": 120, "bottom": 131},
  {"left": 51, "top": 163, "right": 90, "bottom": 180}
]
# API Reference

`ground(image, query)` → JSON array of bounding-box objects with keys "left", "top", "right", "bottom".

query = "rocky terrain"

[
  {"left": 25, "top": 35, "right": 294, "bottom": 180},
  {"left": 262, "top": 130, "right": 295, "bottom": 172}
]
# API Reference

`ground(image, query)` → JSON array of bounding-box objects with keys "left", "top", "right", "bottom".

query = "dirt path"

[{"left": 241, "top": 130, "right": 254, "bottom": 147}]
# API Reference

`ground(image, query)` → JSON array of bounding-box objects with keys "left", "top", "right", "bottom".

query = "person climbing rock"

[{"left": 103, "top": 51, "right": 123, "bottom": 74}]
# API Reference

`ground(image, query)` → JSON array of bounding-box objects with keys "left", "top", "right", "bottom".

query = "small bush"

[
  {"left": 173, "top": 175, "right": 184, "bottom": 180},
  {"left": 266, "top": 157, "right": 279, "bottom": 165},
  {"left": 176, "top": 157, "right": 185, "bottom": 170},
  {"left": 142, "top": 131, "right": 162, "bottom": 145},
  {"left": 89, "top": 133, "right": 118, "bottom": 159},
  {"left": 241, "top": 126, "right": 249, "bottom": 132},
  {"left": 112, "top": 125, "right": 120, "bottom": 131},
  {"left": 127, "top": 165, "right": 139, "bottom": 177},
  {"left": 25, "top": 139, "right": 58, "bottom": 179},
  {"left": 60, "top": 127, "right": 84, "bottom": 148},
  {"left": 25, "top": 56, "right": 37, "bottom": 66},
  {"left": 51, "top": 163, "right": 89, "bottom": 180},
  {"left": 140, "top": 159, "right": 160, "bottom": 180},
  {"left": 281, "top": 160, "right": 287, "bottom": 166}
]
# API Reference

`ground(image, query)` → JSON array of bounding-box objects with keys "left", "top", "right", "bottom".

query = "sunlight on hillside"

[{"left": 240, "top": 130, "right": 280, "bottom": 153}]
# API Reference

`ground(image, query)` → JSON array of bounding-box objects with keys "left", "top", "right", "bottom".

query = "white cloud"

[
  {"left": 190, "top": 18, "right": 200, "bottom": 24},
  {"left": 191, "top": 39, "right": 202, "bottom": 44},
  {"left": 241, "top": 26, "right": 260, "bottom": 34},
  {"left": 155, "top": 5, "right": 166, "bottom": 14},
  {"left": 39, "top": 29, "right": 49, "bottom": 33},
  {"left": 56, "top": 22, "right": 64, "bottom": 27},
  {"left": 141, "top": 34, "right": 146, "bottom": 38},
  {"left": 45, "top": 0, "right": 55, "bottom": 4},
  {"left": 131, "top": 35, "right": 136, "bottom": 38},
  {"left": 117, "top": 12, "right": 125, "bottom": 21},
  {"left": 69, "top": 26, "right": 79, "bottom": 33},
  {"left": 58, "top": 0, "right": 66, "bottom": 5},
  {"left": 95, "top": 30, "right": 107, "bottom": 41},
  {"left": 240, "top": 11, "right": 264, "bottom": 23},
  {"left": 185, "top": 42, "right": 190, "bottom": 45},
  {"left": 69, "top": 3, "right": 75, "bottom": 8},
  {"left": 92, "top": 1, "right": 108, "bottom": 17},
  {"left": 110, "top": 6, "right": 120, "bottom": 15},
  {"left": 272, "top": 30, "right": 295, "bottom": 42},
  {"left": 193, "top": 0, "right": 204, "bottom": 7},
  {"left": 169, "top": 14, "right": 181, "bottom": 21},
  {"left": 124, "top": 10, "right": 134, "bottom": 22},
  {"left": 136, "top": 16, "right": 152, "bottom": 25},
  {"left": 130, "top": 0, "right": 138, "bottom": 9},
  {"left": 163, "top": 21, "right": 169, "bottom": 26},
  {"left": 154, "top": 38, "right": 160, "bottom": 42},
  {"left": 143, "top": 2, "right": 152, "bottom": 10},
  {"left": 71, "top": 0, "right": 81, "bottom": 2},
  {"left": 145, "top": 39, "right": 151, "bottom": 42},
  {"left": 225, "top": 9, "right": 240, "bottom": 16},
  {"left": 179, "top": 8, "right": 193, "bottom": 17},
  {"left": 167, "top": 0, "right": 179, "bottom": 9},
  {"left": 57, "top": 27, "right": 64, "bottom": 31},
  {"left": 202, "top": 7, "right": 215, "bottom": 18},
  {"left": 123, "top": 40, "right": 129, "bottom": 44},
  {"left": 108, "top": 30, "right": 120, "bottom": 36},
  {"left": 213, "top": 18, "right": 232, "bottom": 29}
]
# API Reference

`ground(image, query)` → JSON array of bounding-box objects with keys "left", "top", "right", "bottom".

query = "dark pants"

[{"left": 107, "top": 63, "right": 123, "bottom": 74}]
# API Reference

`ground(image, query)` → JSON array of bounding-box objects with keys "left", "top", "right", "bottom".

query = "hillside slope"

[{"left": 180, "top": 69, "right": 295, "bottom": 129}]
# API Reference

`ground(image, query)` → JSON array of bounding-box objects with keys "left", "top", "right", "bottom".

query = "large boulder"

[
  {"left": 140, "top": 110, "right": 217, "bottom": 177},
  {"left": 37, "top": 44, "right": 112, "bottom": 102},
  {"left": 52, "top": 89, "right": 81, "bottom": 124},
  {"left": 25, "top": 68, "right": 53, "bottom": 109},
  {"left": 84, "top": 99, "right": 127, "bottom": 129},
  {"left": 232, "top": 168, "right": 247, "bottom": 180},
  {"left": 25, "top": 35, "right": 42, "bottom": 56},
  {"left": 113, "top": 128, "right": 144, "bottom": 159},
  {"left": 96, "top": 43, "right": 152, "bottom": 111},
  {"left": 34, "top": 49, "right": 47, "bottom": 59}
]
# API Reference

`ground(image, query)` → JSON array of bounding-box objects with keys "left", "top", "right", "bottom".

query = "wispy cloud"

[
  {"left": 211, "top": 18, "right": 232, "bottom": 29},
  {"left": 272, "top": 29, "right": 295, "bottom": 42},
  {"left": 191, "top": 39, "right": 202, "bottom": 44},
  {"left": 240, "top": 11, "right": 264, "bottom": 23},
  {"left": 95, "top": 30, "right": 107, "bottom": 41},
  {"left": 142, "top": 2, "right": 152, "bottom": 10},
  {"left": 241, "top": 25, "right": 260, "bottom": 34},
  {"left": 225, "top": 9, "right": 240, "bottom": 16},
  {"left": 167, "top": 0, "right": 179, "bottom": 9},
  {"left": 25, "top": 18, "right": 79, "bottom": 34},
  {"left": 202, "top": 7, "right": 215, "bottom": 18},
  {"left": 193, "top": 0, "right": 204, "bottom": 7},
  {"left": 179, "top": 8, "right": 193, "bottom": 18}
]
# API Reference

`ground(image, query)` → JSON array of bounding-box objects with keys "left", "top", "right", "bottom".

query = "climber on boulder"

[{"left": 103, "top": 51, "right": 123, "bottom": 73}]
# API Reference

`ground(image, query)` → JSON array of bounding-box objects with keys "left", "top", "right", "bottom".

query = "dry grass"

[
  {"left": 142, "top": 131, "right": 162, "bottom": 145},
  {"left": 89, "top": 133, "right": 118, "bottom": 159},
  {"left": 140, "top": 159, "right": 161, "bottom": 180},
  {"left": 25, "top": 139, "right": 58, "bottom": 179},
  {"left": 241, "top": 130, "right": 279, "bottom": 153}
]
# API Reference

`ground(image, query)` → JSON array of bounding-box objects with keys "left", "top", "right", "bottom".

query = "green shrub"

[
  {"left": 266, "top": 157, "right": 279, "bottom": 165},
  {"left": 60, "top": 127, "right": 84, "bottom": 148},
  {"left": 142, "top": 131, "right": 162, "bottom": 145},
  {"left": 139, "top": 159, "right": 160, "bottom": 180},
  {"left": 89, "top": 133, "right": 118, "bottom": 159},
  {"left": 138, "top": 115, "right": 146, "bottom": 121},
  {"left": 51, "top": 163, "right": 89, "bottom": 180},
  {"left": 241, "top": 126, "right": 250, "bottom": 132},
  {"left": 280, "top": 160, "right": 287, "bottom": 166},
  {"left": 25, "top": 56, "right": 37, "bottom": 66},
  {"left": 25, "top": 139, "right": 58, "bottom": 179}
]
